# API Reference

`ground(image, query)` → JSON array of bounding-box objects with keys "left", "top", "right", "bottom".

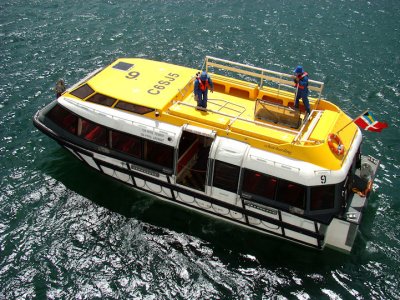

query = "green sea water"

[{"left": 1, "top": 0, "right": 399, "bottom": 298}]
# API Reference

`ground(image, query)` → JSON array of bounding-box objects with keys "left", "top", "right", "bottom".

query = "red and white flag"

[{"left": 354, "top": 111, "right": 388, "bottom": 132}]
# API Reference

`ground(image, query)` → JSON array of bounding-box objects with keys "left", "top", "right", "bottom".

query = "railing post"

[{"left": 260, "top": 70, "right": 264, "bottom": 88}]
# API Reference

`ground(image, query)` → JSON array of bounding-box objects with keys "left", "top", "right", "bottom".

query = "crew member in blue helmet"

[
  {"left": 293, "top": 66, "right": 310, "bottom": 114},
  {"left": 194, "top": 71, "right": 214, "bottom": 110}
]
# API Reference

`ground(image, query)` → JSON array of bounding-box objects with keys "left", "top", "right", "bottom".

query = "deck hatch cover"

[{"left": 112, "top": 62, "right": 134, "bottom": 71}]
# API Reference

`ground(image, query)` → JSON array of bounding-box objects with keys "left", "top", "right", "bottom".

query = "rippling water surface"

[{"left": 1, "top": 0, "right": 399, "bottom": 298}]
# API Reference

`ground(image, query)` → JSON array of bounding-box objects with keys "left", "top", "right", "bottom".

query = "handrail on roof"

[
  {"left": 203, "top": 56, "right": 325, "bottom": 103},
  {"left": 175, "top": 57, "right": 328, "bottom": 141},
  {"left": 174, "top": 100, "right": 298, "bottom": 135},
  {"left": 292, "top": 110, "right": 325, "bottom": 144},
  {"left": 207, "top": 98, "right": 247, "bottom": 128}
]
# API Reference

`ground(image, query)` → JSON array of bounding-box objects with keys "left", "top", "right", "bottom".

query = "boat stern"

[{"left": 324, "top": 154, "right": 380, "bottom": 252}]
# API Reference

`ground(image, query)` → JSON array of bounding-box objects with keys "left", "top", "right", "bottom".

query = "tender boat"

[{"left": 33, "top": 56, "right": 380, "bottom": 252}]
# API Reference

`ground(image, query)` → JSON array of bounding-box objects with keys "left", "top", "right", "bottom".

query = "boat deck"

[
  {"left": 171, "top": 95, "right": 292, "bottom": 142},
  {"left": 167, "top": 84, "right": 332, "bottom": 145},
  {"left": 62, "top": 56, "right": 359, "bottom": 169}
]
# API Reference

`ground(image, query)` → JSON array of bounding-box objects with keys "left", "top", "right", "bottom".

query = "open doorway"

[{"left": 176, "top": 130, "right": 213, "bottom": 191}]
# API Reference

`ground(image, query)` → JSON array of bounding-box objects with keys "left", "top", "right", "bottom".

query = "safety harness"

[
  {"left": 295, "top": 72, "right": 308, "bottom": 90},
  {"left": 198, "top": 77, "right": 210, "bottom": 91}
]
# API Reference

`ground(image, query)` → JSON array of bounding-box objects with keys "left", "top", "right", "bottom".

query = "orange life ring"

[
  {"left": 364, "top": 180, "right": 373, "bottom": 197},
  {"left": 327, "top": 133, "right": 345, "bottom": 156},
  {"left": 352, "top": 180, "right": 373, "bottom": 197}
]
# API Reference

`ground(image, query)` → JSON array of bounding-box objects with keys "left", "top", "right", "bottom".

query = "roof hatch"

[{"left": 112, "top": 62, "right": 134, "bottom": 71}]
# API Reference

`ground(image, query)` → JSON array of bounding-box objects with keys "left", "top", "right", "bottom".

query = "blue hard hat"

[
  {"left": 200, "top": 71, "right": 208, "bottom": 79},
  {"left": 294, "top": 66, "right": 303, "bottom": 73}
]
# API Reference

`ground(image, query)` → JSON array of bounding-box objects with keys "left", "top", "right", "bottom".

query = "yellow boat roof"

[
  {"left": 86, "top": 58, "right": 196, "bottom": 110},
  {"left": 64, "top": 57, "right": 360, "bottom": 170}
]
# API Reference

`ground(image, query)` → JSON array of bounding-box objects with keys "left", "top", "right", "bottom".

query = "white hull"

[{"left": 60, "top": 139, "right": 354, "bottom": 251}]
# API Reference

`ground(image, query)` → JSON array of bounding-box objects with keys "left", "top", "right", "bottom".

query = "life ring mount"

[{"left": 327, "top": 133, "right": 345, "bottom": 156}]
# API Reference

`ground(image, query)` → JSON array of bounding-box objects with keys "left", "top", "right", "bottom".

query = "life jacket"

[
  {"left": 295, "top": 72, "right": 308, "bottom": 90},
  {"left": 198, "top": 77, "right": 210, "bottom": 91}
]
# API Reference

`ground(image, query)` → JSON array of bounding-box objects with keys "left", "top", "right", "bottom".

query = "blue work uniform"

[
  {"left": 194, "top": 72, "right": 214, "bottom": 109},
  {"left": 294, "top": 70, "right": 310, "bottom": 114}
]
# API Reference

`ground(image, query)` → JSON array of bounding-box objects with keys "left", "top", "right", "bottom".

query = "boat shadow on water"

[{"left": 39, "top": 147, "right": 362, "bottom": 270}]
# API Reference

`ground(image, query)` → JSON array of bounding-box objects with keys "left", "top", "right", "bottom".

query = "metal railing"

[
  {"left": 170, "top": 56, "right": 329, "bottom": 142},
  {"left": 203, "top": 56, "right": 325, "bottom": 103}
]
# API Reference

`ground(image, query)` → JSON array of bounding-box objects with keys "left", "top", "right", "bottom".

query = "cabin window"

[
  {"left": 70, "top": 84, "right": 94, "bottom": 99},
  {"left": 110, "top": 130, "right": 142, "bottom": 158},
  {"left": 47, "top": 104, "right": 78, "bottom": 134},
  {"left": 276, "top": 179, "right": 305, "bottom": 209},
  {"left": 86, "top": 93, "right": 116, "bottom": 107},
  {"left": 213, "top": 160, "right": 240, "bottom": 193},
  {"left": 115, "top": 101, "right": 154, "bottom": 115},
  {"left": 242, "top": 169, "right": 277, "bottom": 200},
  {"left": 79, "top": 119, "right": 108, "bottom": 146},
  {"left": 310, "top": 185, "right": 335, "bottom": 211},
  {"left": 144, "top": 140, "right": 174, "bottom": 169}
]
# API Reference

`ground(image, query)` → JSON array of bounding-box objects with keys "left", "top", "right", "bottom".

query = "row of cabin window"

[
  {"left": 214, "top": 161, "right": 336, "bottom": 211},
  {"left": 49, "top": 104, "right": 335, "bottom": 212},
  {"left": 47, "top": 104, "right": 174, "bottom": 169},
  {"left": 69, "top": 83, "right": 154, "bottom": 115}
]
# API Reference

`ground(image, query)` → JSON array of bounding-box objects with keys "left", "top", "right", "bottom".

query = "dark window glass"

[
  {"left": 86, "top": 93, "right": 116, "bottom": 107},
  {"left": 79, "top": 119, "right": 107, "bottom": 146},
  {"left": 113, "top": 62, "right": 134, "bottom": 71},
  {"left": 276, "top": 179, "right": 305, "bottom": 209},
  {"left": 70, "top": 84, "right": 94, "bottom": 99},
  {"left": 111, "top": 130, "right": 142, "bottom": 158},
  {"left": 178, "top": 131, "right": 197, "bottom": 157},
  {"left": 213, "top": 160, "right": 240, "bottom": 193},
  {"left": 310, "top": 185, "right": 335, "bottom": 210},
  {"left": 115, "top": 101, "right": 154, "bottom": 115},
  {"left": 144, "top": 140, "right": 174, "bottom": 169},
  {"left": 242, "top": 169, "right": 277, "bottom": 200},
  {"left": 47, "top": 104, "right": 78, "bottom": 134}
]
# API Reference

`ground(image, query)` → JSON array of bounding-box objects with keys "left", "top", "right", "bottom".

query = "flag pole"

[{"left": 336, "top": 109, "right": 369, "bottom": 135}]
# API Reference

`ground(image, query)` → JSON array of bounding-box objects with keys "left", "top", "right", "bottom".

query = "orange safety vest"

[
  {"left": 295, "top": 72, "right": 308, "bottom": 90},
  {"left": 198, "top": 78, "right": 210, "bottom": 91}
]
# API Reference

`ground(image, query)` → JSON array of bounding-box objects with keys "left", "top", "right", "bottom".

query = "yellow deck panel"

[
  {"left": 168, "top": 103, "right": 231, "bottom": 128},
  {"left": 309, "top": 110, "right": 338, "bottom": 141},
  {"left": 87, "top": 58, "right": 196, "bottom": 110},
  {"left": 230, "top": 119, "right": 296, "bottom": 144},
  {"left": 175, "top": 91, "right": 297, "bottom": 144},
  {"left": 176, "top": 89, "right": 256, "bottom": 116}
]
